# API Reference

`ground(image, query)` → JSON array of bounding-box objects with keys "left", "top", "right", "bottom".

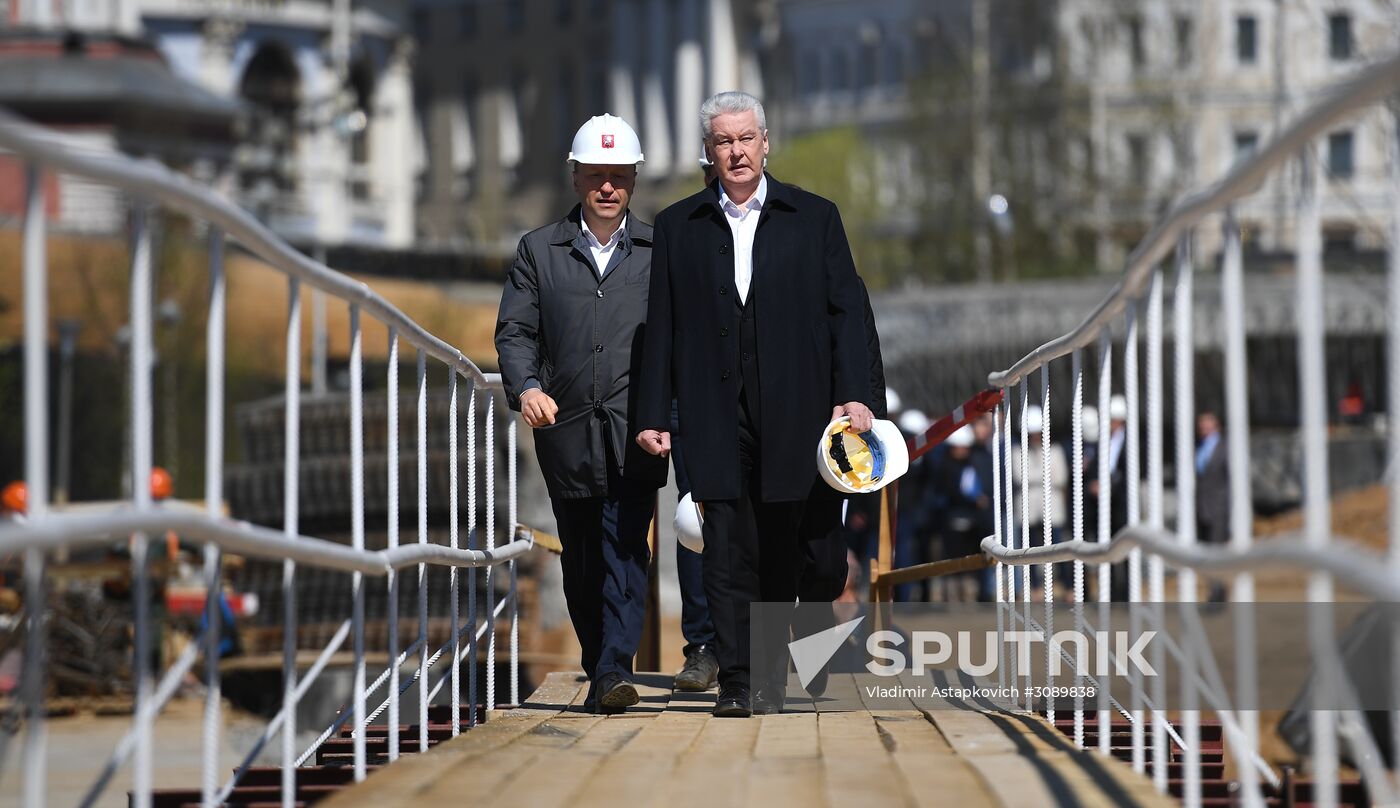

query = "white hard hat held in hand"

[
  {"left": 674, "top": 492, "right": 704, "bottom": 553},
  {"left": 817, "top": 416, "right": 910, "bottom": 494},
  {"left": 568, "top": 114, "right": 645, "bottom": 165}
]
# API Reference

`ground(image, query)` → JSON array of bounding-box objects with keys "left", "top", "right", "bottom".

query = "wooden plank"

[
  {"left": 661, "top": 713, "right": 759, "bottom": 808},
  {"left": 858, "top": 670, "right": 995, "bottom": 807},
  {"left": 319, "top": 672, "right": 584, "bottom": 808},
  {"left": 752, "top": 712, "right": 819, "bottom": 759},
  {"left": 818, "top": 711, "right": 913, "bottom": 807}
]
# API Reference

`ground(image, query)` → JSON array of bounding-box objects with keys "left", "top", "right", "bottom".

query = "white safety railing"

[
  {"left": 979, "top": 52, "right": 1400, "bottom": 808},
  {"left": 0, "top": 107, "right": 545, "bottom": 808}
]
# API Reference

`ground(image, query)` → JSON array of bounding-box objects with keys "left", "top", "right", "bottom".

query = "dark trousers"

[
  {"left": 550, "top": 488, "right": 653, "bottom": 696},
  {"left": 671, "top": 400, "right": 715, "bottom": 655},
  {"left": 792, "top": 488, "right": 849, "bottom": 656},
  {"left": 699, "top": 392, "right": 803, "bottom": 691}
]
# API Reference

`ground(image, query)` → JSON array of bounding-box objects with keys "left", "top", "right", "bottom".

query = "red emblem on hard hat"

[{"left": 601, "top": 134, "right": 615, "bottom": 148}]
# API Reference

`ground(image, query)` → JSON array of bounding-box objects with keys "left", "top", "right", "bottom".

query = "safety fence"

[
  {"left": 0, "top": 107, "right": 557, "bottom": 808},
  {"left": 965, "top": 52, "right": 1400, "bottom": 808}
]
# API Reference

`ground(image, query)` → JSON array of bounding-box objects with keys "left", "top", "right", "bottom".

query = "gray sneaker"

[{"left": 673, "top": 644, "right": 719, "bottom": 692}]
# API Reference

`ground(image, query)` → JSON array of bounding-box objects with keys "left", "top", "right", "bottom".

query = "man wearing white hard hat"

[
  {"left": 496, "top": 114, "right": 663, "bottom": 714},
  {"left": 636, "top": 91, "right": 873, "bottom": 718}
]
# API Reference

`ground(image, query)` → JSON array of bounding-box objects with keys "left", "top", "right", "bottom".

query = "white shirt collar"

[
  {"left": 719, "top": 175, "right": 767, "bottom": 218},
  {"left": 581, "top": 212, "right": 627, "bottom": 250}
]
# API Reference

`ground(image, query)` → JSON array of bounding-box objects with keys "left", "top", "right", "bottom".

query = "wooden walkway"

[{"left": 321, "top": 672, "right": 1177, "bottom": 808}]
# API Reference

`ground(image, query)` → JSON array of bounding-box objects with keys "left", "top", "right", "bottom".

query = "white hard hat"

[
  {"left": 947, "top": 424, "right": 975, "bottom": 448},
  {"left": 674, "top": 492, "right": 704, "bottom": 553},
  {"left": 1081, "top": 405, "right": 1101, "bottom": 443},
  {"left": 567, "top": 114, "right": 644, "bottom": 165},
  {"left": 1109, "top": 394, "right": 1128, "bottom": 421},
  {"left": 885, "top": 388, "right": 902, "bottom": 415},
  {"left": 818, "top": 416, "right": 910, "bottom": 494},
  {"left": 897, "top": 408, "right": 931, "bottom": 436},
  {"left": 1025, "top": 405, "right": 1044, "bottom": 433}
]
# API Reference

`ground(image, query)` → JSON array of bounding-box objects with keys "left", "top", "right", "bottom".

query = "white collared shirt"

[
  {"left": 719, "top": 175, "right": 767, "bottom": 303},
  {"left": 582, "top": 213, "right": 627, "bottom": 276}
]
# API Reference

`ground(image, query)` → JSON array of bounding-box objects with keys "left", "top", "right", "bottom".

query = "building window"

[
  {"left": 1328, "top": 130, "right": 1354, "bottom": 179},
  {"left": 506, "top": 2, "right": 524, "bottom": 34},
  {"left": 1126, "top": 15, "right": 1145, "bottom": 70},
  {"left": 831, "top": 49, "right": 851, "bottom": 94},
  {"left": 1236, "top": 15, "right": 1257, "bottom": 64},
  {"left": 460, "top": 5, "right": 476, "bottom": 37},
  {"left": 1329, "top": 13, "right": 1353, "bottom": 60},
  {"left": 858, "top": 41, "right": 879, "bottom": 92},
  {"left": 1127, "top": 134, "right": 1148, "bottom": 185},
  {"left": 1234, "top": 130, "right": 1259, "bottom": 163},
  {"left": 1175, "top": 16, "right": 1193, "bottom": 67}
]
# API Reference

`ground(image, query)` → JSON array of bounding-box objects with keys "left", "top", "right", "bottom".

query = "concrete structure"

[
  {"left": 3, "top": 0, "right": 419, "bottom": 248},
  {"left": 411, "top": 0, "right": 766, "bottom": 253}
]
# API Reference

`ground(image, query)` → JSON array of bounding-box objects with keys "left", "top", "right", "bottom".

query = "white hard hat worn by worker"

[{"left": 568, "top": 113, "right": 645, "bottom": 165}]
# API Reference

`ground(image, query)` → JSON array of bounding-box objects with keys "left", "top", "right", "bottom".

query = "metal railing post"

[
  {"left": 129, "top": 203, "right": 155, "bottom": 808},
  {"left": 386, "top": 329, "right": 400, "bottom": 761},
  {"left": 1296, "top": 147, "right": 1339, "bottom": 808},
  {"left": 1221, "top": 209, "right": 1263, "bottom": 808},
  {"left": 1040, "top": 364, "right": 1054, "bottom": 726},
  {"left": 1019, "top": 381, "right": 1032, "bottom": 709},
  {"left": 449, "top": 371, "right": 462, "bottom": 734},
  {"left": 1145, "top": 265, "right": 1169, "bottom": 795},
  {"left": 348, "top": 305, "right": 367, "bottom": 780},
  {"left": 486, "top": 393, "right": 497, "bottom": 713},
  {"left": 1096, "top": 330, "right": 1112, "bottom": 757},
  {"left": 467, "top": 385, "right": 479, "bottom": 727},
  {"left": 1173, "top": 235, "right": 1201, "bottom": 808},
  {"left": 1125, "top": 305, "right": 1145, "bottom": 775},
  {"left": 201, "top": 229, "right": 225, "bottom": 808},
  {"left": 508, "top": 418, "right": 519, "bottom": 707},
  {"left": 1070, "top": 348, "right": 1085, "bottom": 749},
  {"left": 280, "top": 274, "right": 301, "bottom": 808},
  {"left": 992, "top": 398, "right": 1007, "bottom": 694},
  {"left": 416, "top": 350, "right": 429, "bottom": 752},
  {"left": 21, "top": 161, "right": 49, "bottom": 808}
]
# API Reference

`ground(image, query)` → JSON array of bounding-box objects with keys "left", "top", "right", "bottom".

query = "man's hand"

[
  {"left": 833, "top": 401, "right": 874, "bottom": 433},
  {"left": 520, "top": 388, "right": 559, "bottom": 428},
  {"left": 636, "top": 429, "right": 671, "bottom": 457}
]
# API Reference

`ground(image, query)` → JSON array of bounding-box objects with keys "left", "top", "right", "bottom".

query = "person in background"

[
  {"left": 931, "top": 425, "right": 994, "bottom": 600},
  {"left": 1195, "top": 410, "right": 1231, "bottom": 603}
]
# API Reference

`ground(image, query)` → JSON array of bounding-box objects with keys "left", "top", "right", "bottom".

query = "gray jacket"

[{"left": 494, "top": 207, "right": 667, "bottom": 499}]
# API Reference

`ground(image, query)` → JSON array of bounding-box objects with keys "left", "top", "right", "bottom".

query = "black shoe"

[
  {"left": 595, "top": 673, "right": 640, "bottom": 714},
  {"left": 754, "top": 673, "right": 787, "bottom": 715},
  {"left": 674, "top": 645, "right": 719, "bottom": 692},
  {"left": 712, "top": 683, "right": 752, "bottom": 718}
]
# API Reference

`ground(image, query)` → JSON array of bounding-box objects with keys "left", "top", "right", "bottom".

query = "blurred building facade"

[
  {"left": 411, "top": 0, "right": 770, "bottom": 252},
  {"left": 2, "top": 0, "right": 418, "bottom": 248},
  {"left": 1059, "top": 0, "right": 1398, "bottom": 265},
  {"left": 759, "top": 0, "right": 1400, "bottom": 282}
]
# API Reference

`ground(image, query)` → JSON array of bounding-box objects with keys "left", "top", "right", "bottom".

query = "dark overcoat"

[
  {"left": 637, "top": 174, "right": 872, "bottom": 502},
  {"left": 495, "top": 207, "right": 667, "bottom": 499}
]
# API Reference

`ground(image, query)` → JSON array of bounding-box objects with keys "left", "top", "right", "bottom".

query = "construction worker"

[{"left": 495, "top": 114, "right": 666, "bottom": 714}]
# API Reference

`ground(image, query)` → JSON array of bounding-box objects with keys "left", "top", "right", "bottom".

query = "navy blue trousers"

[{"left": 551, "top": 488, "right": 653, "bottom": 692}]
